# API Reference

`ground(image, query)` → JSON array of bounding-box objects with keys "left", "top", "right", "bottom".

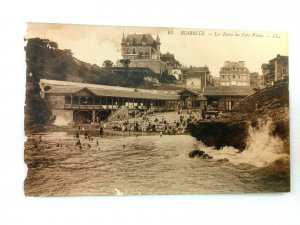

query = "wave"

[{"left": 201, "top": 119, "right": 289, "bottom": 167}]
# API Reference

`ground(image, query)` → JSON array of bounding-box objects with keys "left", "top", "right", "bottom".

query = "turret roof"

[{"left": 124, "top": 33, "right": 155, "bottom": 45}]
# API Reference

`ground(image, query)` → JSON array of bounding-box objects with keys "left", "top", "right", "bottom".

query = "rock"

[
  {"left": 202, "top": 153, "right": 209, "bottom": 159},
  {"left": 217, "top": 158, "right": 229, "bottom": 163},
  {"left": 188, "top": 150, "right": 205, "bottom": 158}
]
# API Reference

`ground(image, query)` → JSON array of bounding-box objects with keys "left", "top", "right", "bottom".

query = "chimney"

[{"left": 239, "top": 61, "right": 245, "bottom": 66}]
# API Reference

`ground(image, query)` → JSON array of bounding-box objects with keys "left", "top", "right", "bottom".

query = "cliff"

[{"left": 187, "top": 82, "right": 289, "bottom": 151}]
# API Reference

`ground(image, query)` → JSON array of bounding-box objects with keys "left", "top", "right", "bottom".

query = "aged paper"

[{"left": 24, "top": 23, "right": 289, "bottom": 196}]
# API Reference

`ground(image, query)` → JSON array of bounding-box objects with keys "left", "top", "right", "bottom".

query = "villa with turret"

[{"left": 117, "top": 33, "right": 172, "bottom": 74}]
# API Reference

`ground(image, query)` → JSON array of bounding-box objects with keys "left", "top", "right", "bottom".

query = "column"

[{"left": 92, "top": 110, "right": 95, "bottom": 123}]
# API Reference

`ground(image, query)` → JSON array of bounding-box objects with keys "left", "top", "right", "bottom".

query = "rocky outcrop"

[
  {"left": 187, "top": 81, "right": 289, "bottom": 151},
  {"left": 188, "top": 150, "right": 213, "bottom": 159},
  {"left": 187, "top": 120, "right": 248, "bottom": 150}
]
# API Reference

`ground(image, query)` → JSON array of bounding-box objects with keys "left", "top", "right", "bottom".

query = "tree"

[
  {"left": 48, "top": 41, "right": 58, "bottom": 49},
  {"left": 119, "top": 59, "right": 131, "bottom": 68},
  {"left": 63, "top": 49, "right": 73, "bottom": 56},
  {"left": 102, "top": 60, "right": 114, "bottom": 68},
  {"left": 159, "top": 70, "right": 176, "bottom": 84},
  {"left": 25, "top": 38, "right": 52, "bottom": 129}
]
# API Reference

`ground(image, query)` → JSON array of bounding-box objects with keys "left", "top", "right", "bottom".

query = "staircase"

[
  {"left": 106, "top": 106, "right": 129, "bottom": 122},
  {"left": 232, "top": 80, "right": 288, "bottom": 113}
]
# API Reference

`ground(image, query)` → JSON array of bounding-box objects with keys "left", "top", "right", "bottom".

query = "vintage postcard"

[{"left": 24, "top": 23, "right": 289, "bottom": 196}]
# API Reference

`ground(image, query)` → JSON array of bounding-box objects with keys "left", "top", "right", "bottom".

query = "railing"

[
  {"left": 64, "top": 104, "right": 119, "bottom": 110},
  {"left": 64, "top": 104, "right": 180, "bottom": 111},
  {"left": 106, "top": 106, "right": 128, "bottom": 122},
  {"left": 232, "top": 80, "right": 288, "bottom": 112}
]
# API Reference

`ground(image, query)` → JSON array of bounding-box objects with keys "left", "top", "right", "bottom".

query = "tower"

[
  {"left": 156, "top": 34, "right": 161, "bottom": 52},
  {"left": 122, "top": 29, "right": 126, "bottom": 44}
]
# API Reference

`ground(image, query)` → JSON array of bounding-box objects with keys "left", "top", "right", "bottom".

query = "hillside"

[
  {"left": 25, "top": 38, "right": 176, "bottom": 88},
  {"left": 24, "top": 38, "right": 177, "bottom": 128}
]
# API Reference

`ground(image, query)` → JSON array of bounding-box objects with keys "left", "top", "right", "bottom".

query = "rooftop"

[
  {"left": 204, "top": 86, "right": 255, "bottom": 96},
  {"left": 222, "top": 61, "right": 247, "bottom": 69},
  {"left": 43, "top": 79, "right": 180, "bottom": 100},
  {"left": 123, "top": 33, "right": 156, "bottom": 45}
]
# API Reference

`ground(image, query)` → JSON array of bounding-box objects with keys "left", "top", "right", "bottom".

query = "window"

[
  {"left": 233, "top": 75, "right": 235, "bottom": 79},
  {"left": 225, "top": 101, "right": 232, "bottom": 111}
]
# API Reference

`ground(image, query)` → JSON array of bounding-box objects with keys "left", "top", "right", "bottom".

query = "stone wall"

[
  {"left": 52, "top": 109, "right": 73, "bottom": 126},
  {"left": 127, "top": 59, "right": 170, "bottom": 74},
  {"left": 45, "top": 95, "right": 65, "bottom": 110},
  {"left": 232, "top": 80, "right": 288, "bottom": 113}
]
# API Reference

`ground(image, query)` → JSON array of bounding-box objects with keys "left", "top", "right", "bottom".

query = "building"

[
  {"left": 261, "top": 63, "right": 269, "bottom": 85},
  {"left": 219, "top": 61, "right": 250, "bottom": 87},
  {"left": 250, "top": 72, "right": 263, "bottom": 88},
  {"left": 213, "top": 77, "right": 220, "bottom": 87},
  {"left": 204, "top": 86, "right": 255, "bottom": 111},
  {"left": 182, "top": 66, "right": 213, "bottom": 90},
  {"left": 117, "top": 33, "right": 170, "bottom": 74},
  {"left": 160, "top": 52, "right": 181, "bottom": 69},
  {"left": 261, "top": 54, "right": 288, "bottom": 85},
  {"left": 171, "top": 69, "right": 182, "bottom": 81},
  {"left": 40, "top": 79, "right": 207, "bottom": 125}
]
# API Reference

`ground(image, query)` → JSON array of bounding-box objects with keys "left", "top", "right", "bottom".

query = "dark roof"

[
  {"left": 177, "top": 88, "right": 199, "bottom": 96},
  {"left": 161, "top": 53, "right": 175, "bottom": 59},
  {"left": 195, "top": 95, "right": 207, "bottom": 101},
  {"left": 46, "top": 86, "right": 83, "bottom": 94},
  {"left": 204, "top": 86, "right": 255, "bottom": 96},
  {"left": 185, "top": 71, "right": 208, "bottom": 78},
  {"left": 46, "top": 86, "right": 180, "bottom": 100},
  {"left": 222, "top": 61, "right": 246, "bottom": 69},
  {"left": 125, "top": 34, "right": 155, "bottom": 45},
  {"left": 182, "top": 67, "right": 210, "bottom": 73},
  {"left": 269, "top": 54, "right": 288, "bottom": 63}
]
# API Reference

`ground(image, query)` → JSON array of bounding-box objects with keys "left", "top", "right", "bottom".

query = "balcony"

[{"left": 64, "top": 104, "right": 119, "bottom": 110}]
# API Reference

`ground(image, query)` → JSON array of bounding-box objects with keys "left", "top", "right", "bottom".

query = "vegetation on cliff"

[
  {"left": 24, "top": 38, "right": 177, "bottom": 129},
  {"left": 25, "top": 38, "right": 176, "bottom": 87}
]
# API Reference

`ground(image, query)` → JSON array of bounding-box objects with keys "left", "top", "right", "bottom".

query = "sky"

[{"left": 26, "top": 23, "right": 288, "bottom": 77}]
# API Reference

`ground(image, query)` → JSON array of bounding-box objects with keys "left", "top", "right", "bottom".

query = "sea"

[{"left": 24, "top": 121, "right": 290, "bottom": 196}]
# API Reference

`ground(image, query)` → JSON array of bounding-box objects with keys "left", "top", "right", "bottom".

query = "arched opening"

[
  {"left": 95, "top": 110, "right": 111, "bottom": 121},
  {"left": 73, "top": 110, "right": 92, "bottom": 124}
]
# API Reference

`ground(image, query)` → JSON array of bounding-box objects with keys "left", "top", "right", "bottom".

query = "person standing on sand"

[{"left": 99, "top": 126, "right": 104, "bottom": 136}]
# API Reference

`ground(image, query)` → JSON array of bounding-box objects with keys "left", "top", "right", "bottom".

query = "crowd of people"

[
  {"left": 110, "top": 109, "right": 201, "bottom": 135},
  {"left": 70, "top": 109, "right": 203, "bottom": 151}
]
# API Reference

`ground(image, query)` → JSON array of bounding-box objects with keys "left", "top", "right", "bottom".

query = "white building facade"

[{"left": 219, "top": 61, "right": 250, "bottom": 87}]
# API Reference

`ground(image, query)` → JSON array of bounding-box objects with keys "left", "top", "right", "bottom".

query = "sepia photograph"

[{"left": 24, "top": 23, "right": 289, "bottom": 196}]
